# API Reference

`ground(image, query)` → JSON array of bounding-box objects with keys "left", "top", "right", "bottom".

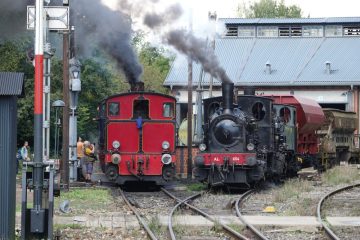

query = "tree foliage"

[
  {"left": 0, "top": 33, "right": 172, "bottom": 147},
  {"left": 238, "top": 0, "right": 302, "bottom": 18}
]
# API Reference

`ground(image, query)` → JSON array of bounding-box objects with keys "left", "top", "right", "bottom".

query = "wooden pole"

[{"left": 187, "top": 56, "right": 193, "bottom": 179}]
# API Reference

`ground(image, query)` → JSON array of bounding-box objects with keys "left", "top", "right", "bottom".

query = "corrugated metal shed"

[
  {"left": 0, "top": 72, "right": 24, "bottom": 239},
  {"left": 220, "top": 17, "right": 360, "bottom": 25},
  {"left": 0, "top": 72, "right": 25, "bottom": 96},
  {"left": 164, "top": 37, "right": 360, "bottom": 87}
]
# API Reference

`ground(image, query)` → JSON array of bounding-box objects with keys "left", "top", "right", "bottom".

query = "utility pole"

[
  {"left": 187, "top": 58, "right": 193, "bottom": 179},
  {"left": 187, "top": 10, "right": 193, "bottom": 179},
  {"left": 208, "top": 11, "right": 217, "bottom": 98},
  {"left": 62, "top": 31, "right": 70, "bottom": 190}
]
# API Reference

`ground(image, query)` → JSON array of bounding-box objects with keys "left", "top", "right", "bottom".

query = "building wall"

[
  {"left": 172, "top": 85, "right": 360, "bottom": 133},
  {"left": 175, "top": 146, "right": 199, "bottom": 178}
]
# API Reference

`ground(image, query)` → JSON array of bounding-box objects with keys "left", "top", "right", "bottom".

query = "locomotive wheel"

[{"left": 105, "top": 165, "right": 118, "bottom": 182}]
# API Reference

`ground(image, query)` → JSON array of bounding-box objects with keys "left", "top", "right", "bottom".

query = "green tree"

[
  {"left": 139, "top": 42, "right": 173, "bottom": 94},
  {"left": 0, "top": 39, "right": 35, "bottom": 146},
  {"left": 238, "top": 0, "right": 302, "bottom": 18},
  {"left": 0, "top": 33, "right": 173, "bottom": 147}
]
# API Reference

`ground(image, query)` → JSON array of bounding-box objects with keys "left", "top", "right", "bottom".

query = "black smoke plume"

[
  {"left": 165, "top": 30, "right": 231, "bottom": 83},
  {"left": 73, "top": 0, "right": 142, "bottom": 84},
  {"left": 143, "top": 4, "right": 231, "bottom": 83},
  {"left": 143, "top": 3, "right": 183, "bottom": 29},
  {"left": 0, "top": 0, "right": 28, "bottom": 39}
]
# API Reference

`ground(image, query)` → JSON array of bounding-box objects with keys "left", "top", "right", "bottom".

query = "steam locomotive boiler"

[
  {"left": 194, "top": 83, "right": 301, "bottom": 188},
  {"left": 97, "top": 88, "right": 177, "bottom": 185}
]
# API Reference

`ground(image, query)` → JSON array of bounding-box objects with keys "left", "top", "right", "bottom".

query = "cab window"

[
  {"left": 133, "top": 100, "right": 149, "bottom": 119},
  {"left": 163, "top": 102, "right": 174, "bottom": 118},
  {"left": 252, "top": 102, "right": 265, "bottom": 121},
  {"left": 280, "top": 107, "right": 291, "bottom": 123},
  {"left": 108, "top": 102, "right": 120, "bottom": 116}
]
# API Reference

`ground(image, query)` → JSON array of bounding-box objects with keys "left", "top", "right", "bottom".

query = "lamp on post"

[
  {"left": 52, "top": 100, "right": 65, "bottom": 159},
  {"left": 69, "top": 57, "right": 81, "bottom": 182}
]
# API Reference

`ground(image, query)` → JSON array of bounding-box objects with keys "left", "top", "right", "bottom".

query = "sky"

[{"left": 103, "top": 0, "right": 360, "bottom": 34}]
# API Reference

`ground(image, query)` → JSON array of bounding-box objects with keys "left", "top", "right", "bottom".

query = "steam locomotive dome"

[{"left": 211, "top": 115, "right": 243, "bottom": 146}]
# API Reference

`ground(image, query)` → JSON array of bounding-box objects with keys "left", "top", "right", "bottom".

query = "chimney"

[
  {"left": 325, "top": 61, "right": 331, "bottom": 74},
  {"left": 265, "top": 60, "right": 272, "bottom": 74},
  {"left": 222, "top": 82, "right": 234, "bottom": 114}
]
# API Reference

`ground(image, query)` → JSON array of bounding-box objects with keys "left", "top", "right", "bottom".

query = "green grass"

[
  {"left": 148, "top": 215, "right": 162, "bottom": 233},
  {"left": 228, "top": 223, "right": 245, "bottom": 232},
  {"left": 322, "top": 166, "right": 360, "bottom": 185},
  {"left": 273, "top": 178, "right": 312, "bottom": 203},
  {"left": 54, "top": 188, "right": 113, "bottom": 215},
  {"left": 54, "top": 223, "right": 85, "bottom": 230},
  {"left": 187, "top": 182, "right": 207, "bottom": 191}
]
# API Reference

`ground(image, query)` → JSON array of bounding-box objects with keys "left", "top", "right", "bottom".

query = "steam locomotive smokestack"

[{"left": 222, "top": 82, "right": 234, "bottom": 114}]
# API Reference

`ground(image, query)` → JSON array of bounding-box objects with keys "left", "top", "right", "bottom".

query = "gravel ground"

[
  {"left": 53, "top": 165, "right": 360, "bottom": 239},
  {"left": 260, "top": 226, "right": 327, "bottom": 240},
  {"left": 331, "top": 226, "right": 360, "bottom": 240},
  {"left": 55, "top": 228, "right": 147, "bottom": 240},
  {"left": 323, "top": 186, "right": 360, "bottom": 217}
]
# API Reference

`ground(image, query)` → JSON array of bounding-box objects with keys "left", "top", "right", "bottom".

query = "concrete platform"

[{"left": 15, "top": 213, "right": 360, "bottom": 229}]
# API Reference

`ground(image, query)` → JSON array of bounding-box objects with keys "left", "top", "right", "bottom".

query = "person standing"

[
  {"left": 83, "top": 141, "right": 96, "bottom": 183},
  {"left": 20, "top": 141, "right": 30, "bottom": 162},
  {"left": 77, "top": 137, "right": 84, "bottom": 160}
]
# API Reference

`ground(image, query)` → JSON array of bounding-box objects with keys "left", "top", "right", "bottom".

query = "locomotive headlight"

[
  {"left": 111, "top": 153, "right": 121, "bottom": 164},
  {"left": 161, "top": 154, "right": 172, "bottom": 165},
  {"left": 162, "top": 141, "right": 170, "bottom": 150},
  {"left": 247, "top": 143, "right": 255, "bottom": 151},
  {"left": 112, "top": 140, "right": 120, "bottom": 149},
  {"left": 199, "top": 143, "right": 207, "bottom": 152}
]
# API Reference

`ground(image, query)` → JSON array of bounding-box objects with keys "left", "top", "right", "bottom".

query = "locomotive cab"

[{"left": 97, "top": 91, "right": 177, "bottom": 185}]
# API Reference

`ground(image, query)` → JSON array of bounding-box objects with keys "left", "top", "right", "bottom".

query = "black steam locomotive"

[{"left": 194, "top": 82, "right": 299, "bottom": 188}]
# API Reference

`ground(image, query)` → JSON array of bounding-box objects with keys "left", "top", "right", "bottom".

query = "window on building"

[
  {"left": 303, "top": 26, "right": 323, "bottom": 37},
  {"left": 279, "top": 26, "right": 290, "bottom": 37},
  {"left": 257, "top": 26, "right": 278, "bottom": 37},
  {"left": 291, "top": 26, "right": 302, "bottom": 36},
  {"left": 133, "top": 100, "right": 149, "bottom": 119},
  {"left": 238, "top": 26, "right": 255, "bottom": 37},
  {"left": 325, "top": 25, "right": 342, "bottom": 37},
  {"left": 278, "top": 26, "right": 302, "bottom": 37},
  {"left": 163, "top": 102, "right": 174, "bottom": 118},
  {"left": 225, "top": 26, "right": 238, "bottom": 37},
  {"left": 344, "top": 25, "right": 360, "bottom": 36},
  {"left": 108, "top": 102, "right": 120, "bottom": 116}
]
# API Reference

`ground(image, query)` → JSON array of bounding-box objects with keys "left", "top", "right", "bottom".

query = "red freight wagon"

[
  {"left": 267, "top": 95, "right": 325, "bottom": 166},
  {"left": 97, "top": 91, "right": 177, "bottom": 185}
]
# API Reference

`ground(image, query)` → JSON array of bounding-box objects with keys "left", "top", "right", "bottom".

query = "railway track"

[
  {"left": 118, "top": 188, "right": 159, "bottom": 240},
  {"left": 317, "top": 183, "right": 360, "bottom": 240},
  {"left": 119, "top": 186, "right": 261, "bottom": 240},
  {"left": 235, "top": 190, "right": 269, "bottom": 240},
  {"left": 162, "top": 187, "right": 251, "bottom": 240}
]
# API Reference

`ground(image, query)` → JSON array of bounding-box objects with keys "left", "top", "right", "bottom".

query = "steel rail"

[
  {"left": 235, "top": 190, "right": 269, "bottom": 240},
  {"left": 161, "top": 188, "right": 249, "bottom": 240},
  {"left": 168, "top": 192, "right": 202, "bottom": 240},
  {"left": 118, "top": 189, "right": 159, "bottom": 240},
  {"left": 317, "top": 183, "right": 360, "bottom": 240}
]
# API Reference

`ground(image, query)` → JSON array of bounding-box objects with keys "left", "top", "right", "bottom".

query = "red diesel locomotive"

[{"left": 97, "top": 90, "right": 177, "bottom": 185}]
